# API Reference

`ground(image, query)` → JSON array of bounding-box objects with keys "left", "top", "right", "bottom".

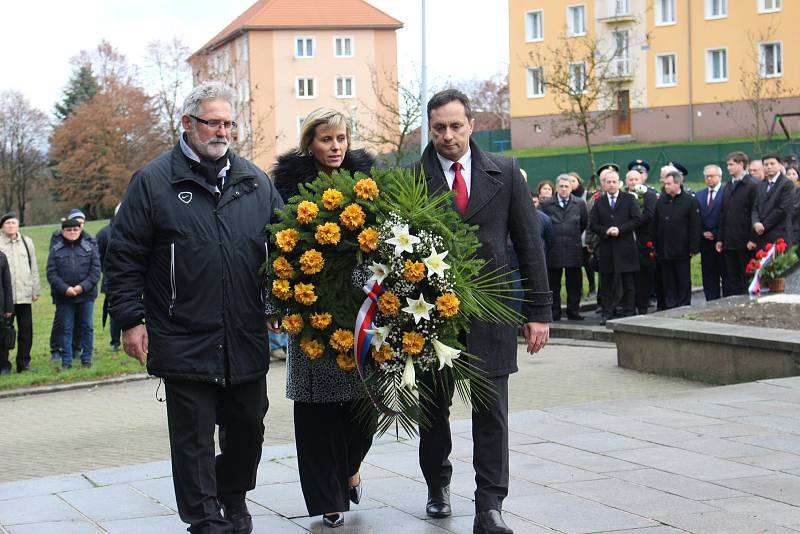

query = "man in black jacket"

[
  {"left": 752, "top": 153, "right": 795, "bottom": 247},
  {"left": 625, "top": 170, "right": 657, "bottom": 314},
  {"left": 654, "top": 171, "right": 702, "bottom": 309},
  {"left": 716, "top": 151, "right": 759, "bottom": 295},
  {"left": 0, "top": 250, "right": 15, "bottom": 375},
  {"left": 105, "top": 81, "right": 283, "bottom": 534}
]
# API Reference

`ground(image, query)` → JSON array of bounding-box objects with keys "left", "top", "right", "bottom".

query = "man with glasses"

[
  {"left": 105, "top": 81, "right": 283, "bottom": 534},
  {"left": 698, "top": 165, "right": 726, "bottom": 301}
]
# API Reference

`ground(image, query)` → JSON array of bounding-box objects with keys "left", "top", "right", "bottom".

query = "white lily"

[
  {"left": 367, "top": 262, "right": 391, "bottom": 285},
  {"left": 385, "top": 224, "right": 420, "bottom": 256},
  {"left": 423, "top": 248, "right": 450, "bottom": 278},
  {"left": 366, "top": 325, "right": 391, "bottom": 349},
  {"left": 401, "top": 354, "right": 416, "bottom": 389},
  {"left": 431, "top": 339, "right": 461, "bottom": 371},
  {"left": 402, "top": 293, "right": 435, "bottom": 324}
]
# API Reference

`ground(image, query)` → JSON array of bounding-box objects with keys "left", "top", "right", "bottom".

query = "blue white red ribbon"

[
  {"left": 354, "top": 281, "right": 383, "bottom": 372},
  {"left": 748, "top": 246, "right": 776, "bottom": 296}
]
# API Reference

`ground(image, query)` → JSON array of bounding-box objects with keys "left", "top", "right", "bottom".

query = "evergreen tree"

[{"left": 54, "top": 64, "right": 99, "bottom": 122}]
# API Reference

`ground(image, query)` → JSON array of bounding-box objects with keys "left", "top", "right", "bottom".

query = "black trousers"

[
  {"left": 419, "top": 372, "right": 509, "bottom": 513},
  {"left": 548, "top": 267, "right": 582, "bottom": 318},
  {"left": 582, "top": 248, "right": 596, "bottom": 293},
  {"left": 634, "top": 265, "right": 654, "bottom": 314},
  {"left": 294, "top": 400, "right": 375, "bottom": 516},
  {"left": 700, "top": 240, "right": 725, "bottom": 301},
  {"left": 599, "top": 272, "right": 635, "bottom": 317},
  {"left": 660, "top": 259, "right": 692, "bottom": 309},
  {"left": 165, "top": 377, "right": 268, "bottom": 534},
  {"left": 0, "top": 304, "right": 34, "bottom": 372},
  {"left": 723, "top": 249, "right": 752, "bottom": 296}
]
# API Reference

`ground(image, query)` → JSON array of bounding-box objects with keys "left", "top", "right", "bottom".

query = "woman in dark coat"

[{"left": 270, "top": 107, "right": 377, "bottom": 528}]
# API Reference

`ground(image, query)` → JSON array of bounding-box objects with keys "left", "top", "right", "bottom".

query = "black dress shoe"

[
  {"left": 17, "top": 366, "right": 33, "bottom": 373},
  {"left": 349, "top": 479, "right": 362, "bottom": 505},
  {"left": 566, "top": 313, "right": 584, "bottom": 320},
  {"left": 473, "top": 510, "right": 513, "bottom": 534},
  {"left": 426, "top": 485, "right": 451, "bottom": 518},
  {"left": 323, "top": 513, "right": 344, "bottom": 528},
  {"left": 222, "top": 502, "right": 253, "bottom": 534}
]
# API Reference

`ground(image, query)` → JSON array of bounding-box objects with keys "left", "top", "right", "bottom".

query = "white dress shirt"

[{"left": 436, "top": 149, "right": 472, "bottom": 196}]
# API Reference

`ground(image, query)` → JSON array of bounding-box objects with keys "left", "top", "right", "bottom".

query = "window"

[
  {"left": 615, "top": 0, "right": 630, "bottom": 16},
  {"left": 567, "top": 5, "right": 586, "bottom": 36},
  {"left": 295, "top": 37, "right": 314, "bottom": 58},
  {"left": 296, "top": 77, "right": 316, "bottom": 98},
  {"left": 238, "top": 80, "right": 250, "bottom": 103},
  {"left": 759, "top": 0, "right": 781, "bottom": 13},
  {"left": 655, "top": 0, "right": 676, "bottom": 25},
  {"left": 334, "top": 36, "right": 353, "bottom": 57},
  {"left": 705, "top": 0, "right": 727, "bottom": 18},
  {"left": 296, "top": 116, "right": 305, "bottom": 140},
  {"left": 335, "top": 76, "right": 355, "bottom": 98},
  {"left": 612, "top": 30, "right": 630, "bottom": 76},
  {"left": 525, "top": 10, "right": 543, "bottom": 41},
  {"left": 527, "top": 67, "right": 544, "bottom": 97},
  {"left": 569, "top": 63, "right": 586, "bottom": 92},
  {"left": 760, "top": 42, "right": 783, "bottom": 77},
  {"left": 236, "top": 38, "right": 248, "bottom": 62},
  {"left": 706, "top": 48, "right": 728, "bottom": 82},
  {"left": 656, "top": 54, "right": 677, "bottom": 86}
]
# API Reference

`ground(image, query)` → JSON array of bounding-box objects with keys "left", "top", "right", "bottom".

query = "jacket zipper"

[{"left": 169, "top": 243, "right": 176, "bottom": 316}]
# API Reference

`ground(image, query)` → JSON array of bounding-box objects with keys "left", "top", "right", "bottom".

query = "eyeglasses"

[{"left": 190, "top": 115, "right": 237, "bottom": 130}]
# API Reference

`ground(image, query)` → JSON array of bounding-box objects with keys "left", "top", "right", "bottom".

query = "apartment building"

[
  {"left": 509, "top": 0, "right": 800, "bottom": 149},
  {"left": 188, "top": 0, "right": 402, "bottom": 169}
]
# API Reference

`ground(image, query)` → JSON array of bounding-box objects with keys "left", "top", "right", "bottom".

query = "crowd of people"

[{"left": 536, "top": 152, "right": 799, "bottom": 324}]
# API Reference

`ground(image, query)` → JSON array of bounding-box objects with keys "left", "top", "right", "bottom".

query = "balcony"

[
  {"left": 607, "top": 58, "right": 634, "bottom": 82},
  {"left": 596, "top": 0, "right": 636, "bottom": 23}
]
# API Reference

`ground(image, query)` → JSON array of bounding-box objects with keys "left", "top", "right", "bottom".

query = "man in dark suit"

[
  {"left": 654, "top": 171, "right": 702, "bottom": 309},
  {"left": 410, "top": 89, "right": 552, "bottom": 534},
  {"left": 589, "top": 170, "right": 641, "bottom": 324},
  {"left": 716, "top": 151, "right": 759, "bottom": 295},
  {"left": 697, "top": 165, "right": 726, "bottom": 301},
  {"left": 541, "top": 175, "right": 588, "bottom": 321},
  {"left": 752, "top": 153, "right": 795, "bottom": 247},
  {"left": 625, "top": 170, "right": 657, "bottom": 314}
]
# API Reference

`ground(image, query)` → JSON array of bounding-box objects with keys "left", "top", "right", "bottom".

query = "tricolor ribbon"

[
  {"left": 748, "top": 246, "right": 776, "bottom": 296},
  {"left": 354, "top": 281, "right": 384, "bottom": 372}
]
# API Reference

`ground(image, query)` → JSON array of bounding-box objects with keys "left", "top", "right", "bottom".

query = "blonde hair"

[{"left": 299, "top": 107, "right": 352, "bottom": 155}]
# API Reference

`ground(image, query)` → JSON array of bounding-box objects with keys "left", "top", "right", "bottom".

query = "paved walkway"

[{"left": 6, "top": 344, "right": 800, "bottom": 532}]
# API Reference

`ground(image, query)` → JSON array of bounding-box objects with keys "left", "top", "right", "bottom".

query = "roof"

[{"left": 192, "top": 0, "right": 403, "bottom": 57}]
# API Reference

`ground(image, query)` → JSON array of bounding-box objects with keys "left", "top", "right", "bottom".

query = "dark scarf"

[{"left": 184, "top": 150, "right": 230, "bottom": 189}]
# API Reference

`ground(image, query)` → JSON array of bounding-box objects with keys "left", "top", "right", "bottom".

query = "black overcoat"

[
  {"left": 718, "top": 175, "right": 758, "bottom": 250},
  {"left": 752, "top": 174, "right": 795, "bottom": 245},
  {"left": 589, "top": 192, "right": 641, "bottom": 274},
  {"left": 541, "top": 196, "right": 588, "bottom": 268},
  {"left": 653, "top": 189, "right": 702, "bottom": 260}
]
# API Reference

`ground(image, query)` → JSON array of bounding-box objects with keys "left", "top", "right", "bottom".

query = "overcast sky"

[{"left": 3, "top": 0, "right": 509, "bottom": 116}]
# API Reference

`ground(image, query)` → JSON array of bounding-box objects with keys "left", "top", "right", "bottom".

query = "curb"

[{"left": 0, "top": 373, "right": 152, "bottom": 400}]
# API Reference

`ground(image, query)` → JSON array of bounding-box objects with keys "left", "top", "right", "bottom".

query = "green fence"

[{"left": 518, "top": 139, "right": 800, "bottom": 189}]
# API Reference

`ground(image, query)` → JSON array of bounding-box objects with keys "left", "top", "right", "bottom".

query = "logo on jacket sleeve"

[{"left": 178, "top": 192, "right": 192, "bottom": 204}]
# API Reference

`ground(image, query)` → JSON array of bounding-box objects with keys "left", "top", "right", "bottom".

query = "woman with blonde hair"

[{"left": 271, "top": 107, "right": 377, "bottom": 528}]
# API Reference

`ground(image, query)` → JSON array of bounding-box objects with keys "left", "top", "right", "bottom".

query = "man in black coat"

[
  {"left": 625, "top": 170, "right": 657, "bottom": 314},
  {"left": 654, "top": 171, "right": 702, "bottom": 309},
  {"left": 589, "top": 170, "right": 641, "bottom": 324},
  {"left": 0, "top": 251, "right": 15, "bottom": 375},
  {"left": 105, "top": 81, "right": 283, "bottom": 534},
  {"left": 697, "top": 165, "right": 726, "bottom": 301},
  {"left": 752, "top": 153, "right": 795, "bottom": 247},
  {"left": 541, "top": 175, "right": 588, "bottom": 320},
  {"left": 409, "top": 89, "right": 551, "bottom": 534},
  {"left": 95, "top": 205, "right": 121, "bottom": 352},
  {"left": 716, "top": 151, "right": 759, "bottom": 296}
]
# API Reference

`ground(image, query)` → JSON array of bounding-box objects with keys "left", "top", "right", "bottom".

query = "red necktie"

[{"left": 451, "top": 162, "right": 468, "bottom": 215}]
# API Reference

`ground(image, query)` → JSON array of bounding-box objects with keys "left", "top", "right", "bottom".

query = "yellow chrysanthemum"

[
  {"left": 378, "top": 291, "right": 401, "bottom": 315},
  {"left": 275, "top": 229, "right": 299, "bottom": 253},
  {"left": 339, "top": 204, "right": 366, "bottom": 231},
  {"left": 315, "top": 222, "right": 341, "bottom": 245},
  {"left": 299, "top": 249, "right": 324, "bottom": 275},
  {"left": 336, "top": 353, "right": 356, "bottom": 371},
  {"left": 281, "top": 314, "right": 304, "bottom": 335},
  {"left": 322, "top": 188, "right": 344, "bottom": 210},
  {"left": 272, "top": 256, "right": 294, "bottom": 280},
  {"left": 371, "top": 344, "right": 394, "bottom": 363},
  {"left": 271, "top": 279, "right": 292, "bottom": 300},
  {"left": 299, "top": 338, "right": 324, "bottom": 359},
  {"left": 402, "top": 331, "right": 425, "bottom": 355},
  {"left": 296, "top": 201, "right": 319, "bottom": 224},
  {"left": 294, "top": 282, "right": 318, "bottom": 306},
  {"left": 403, "top": 259, "right": 426, "bottom": 283},
  {"left": 353, "top": 178, "right": 379, "bottom": 200},
  {"left": 436, "top": 293, "right": 460, "bottom": 318},
  {"left": 309, "top": 312, "right": 333, "bottom": 330},
  {"left": 329, "top": 329, "right": 355, "bottom": 352},
  {"left": 357, "top": 228, "right": 379, "bottom": 252}
]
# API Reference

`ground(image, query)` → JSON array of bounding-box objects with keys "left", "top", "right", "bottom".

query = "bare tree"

[
  {"left": 459, "top": 72, "right": 510, "bottom": 129},
  {"left": 145, "top": 37, "right": 193, "bottom": 145},
  {"left": 0, "top": 91, "right": 49, "bottom": 224},
  {"left": 359, "top": 66, "right": 423, "bottom": 167}
]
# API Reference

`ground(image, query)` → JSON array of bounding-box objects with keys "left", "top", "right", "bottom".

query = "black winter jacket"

[
  {"left": 105, "top": 144, "right": 284, "bottom": 386},
  {"left": 46, "top": 235, "right": 101, "bottom": 304},
  {"left": 653, "top": 189, "right": 702, "bottom": 260},
  {"left": 272, "top": 148, "right": 376, "bottom": 203},
  {"left": 0, "top": 253, "right": 12, "bottom": 314}
]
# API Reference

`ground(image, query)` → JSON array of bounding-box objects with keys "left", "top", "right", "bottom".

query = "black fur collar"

[{"left": 271, "top": 148, "right": 377, "bottom": 202}]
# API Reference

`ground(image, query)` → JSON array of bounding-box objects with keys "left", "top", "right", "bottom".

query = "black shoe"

[
  {"left": 599, "top": 316, "right": 608, "bottom": 326},
  {"left": 0, "top": 367, "right": 10, "bottom": 375},
  {"left": 81, "top": 362, "right": 92, "bottom": 369},
  {"left": 59, "top": 364, "right": 72, "bottom": 372},
  {"left": 552, "top": 315, "right": 561, "bottom": 322},
  {"left": 323, "top": 513, "right": 344, "bottom": 528},
  {"left": 473, "top": 510, "right": 513, "bottom": 534},
  {"left": 17, "top": 366, "right": 33, "bottom": 373},
  {"left": 349, "top": 478, "right": 362, "bottom": 505},
  {"left": 222, "top": 502, "right": 253, "bottom": 534},
  {"left": 426, "top": 485, "right": 451, "bottom": 518},
  {"left": 566, "top": 313, "right": 584, "bottom": 321},
  {"left": 50, "top": 352, "right": 61, "bottom": 362},
  {"left": 111, "top": 343, "right": 120, "bottom": 352}
]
